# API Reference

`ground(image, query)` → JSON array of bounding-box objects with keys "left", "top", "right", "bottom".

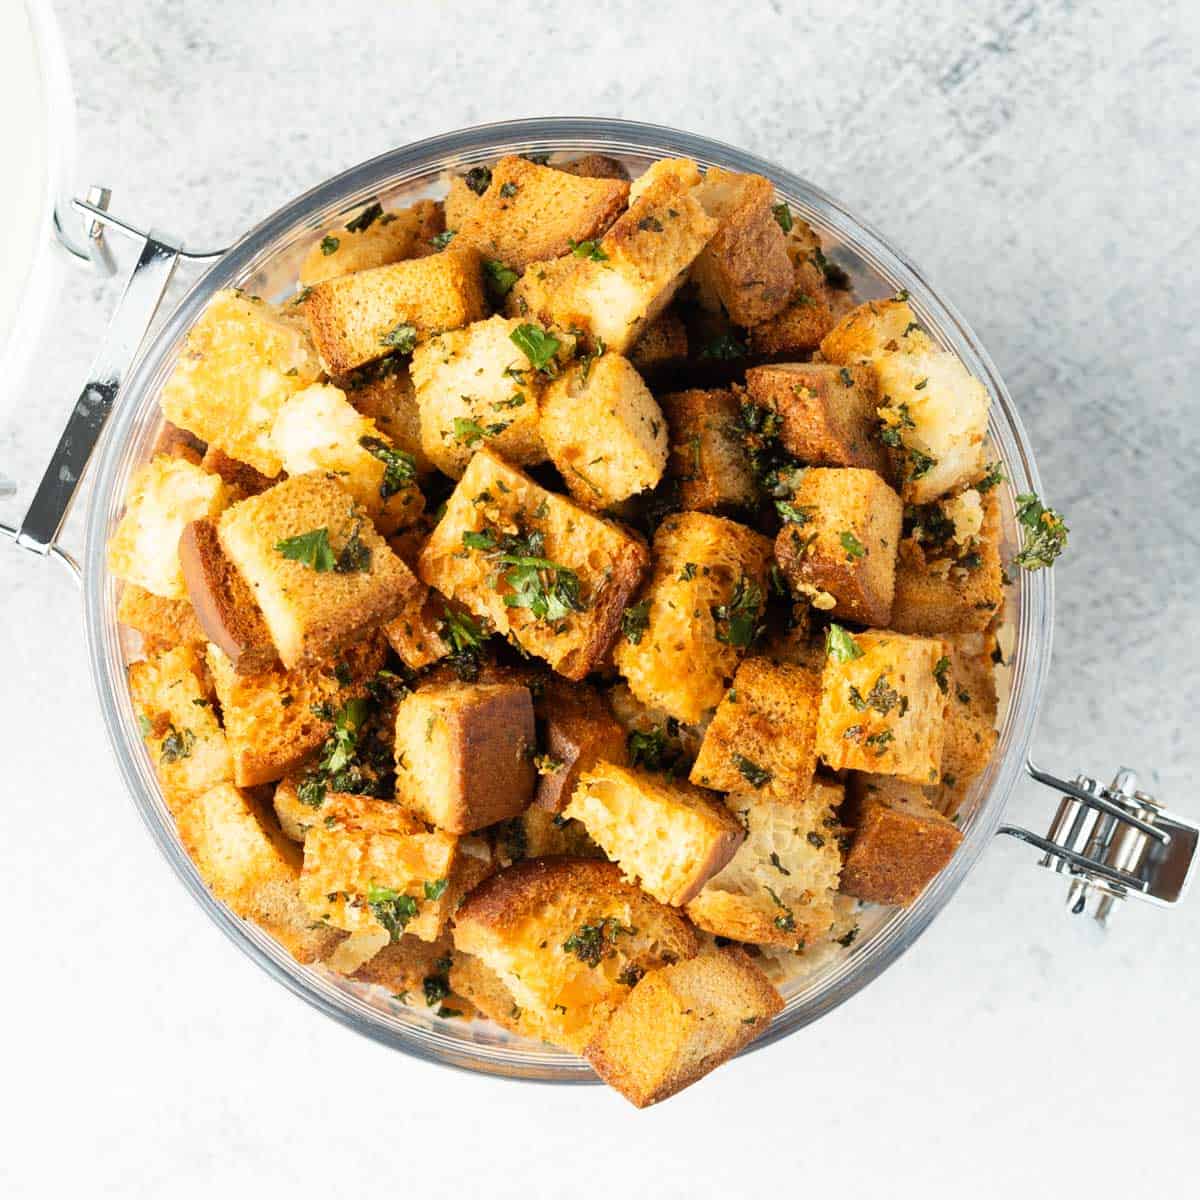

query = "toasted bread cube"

[
  {"left": 745, "top": 362, "right": 889, "bottom": 475},
  {"left": 614, "top": 511, "right": 773, "bottom": 723},
  {"left": 418, "top": 450, "right": 650, "bottom": 680},
  {"left": 774, "top": 467, "right": 903, "bottom": 626},
  {"left": 128, "top": 645, "right": 232, "bottom": 811},
  {"left": 299, "top": 199, "right": 444, "bottom": 288},
  {"left": 152, "top": 421, "right": 206, "bottom": 461},
  {"left": 453, "top": 858, "right": 701, "bottom": 1051},
  {"left": 891, "top": 489, "right": 1004, "bottom": 634},
  {"left": 305, "top": 247, "right": 487, "bottom": 375},
  {"left": 206, "top": 633, "right": 386, "bottom": 787},
  {"left": 930, "top": 634, "right": 998, "bottom": 816},
  {"left": 689, "top": 659, "right": 820, "bottom": 803},
  {"left": 300, "top": 814, "right": 459, "bottom": 942},
  {"left": 509, "top": 172, "right": 717, "bottom": 353},
  {"left": 117, "top": 584, "right": 205, "bottom": 650},
  {"left": 566, "top": 763, "right": 745, "bottom": 906},
  {"left": 453, "top": 154, "right": 629, "bottom": 270},
  {"left": 107, "top": 454, "right": 231, "bottom": 599},
  {"left": 200, "top": 445, "right": 278, "bottom": 497},
  {"left": 659, "top": 388, "right": 756, "bottom": 512},
  {"left": 690, "top": 168, "right": 793, "bottom": 325},
  {"left": 840, "top": 774, "right": 963, "bottom": 904},
  {"left": 748, "top": 286, "right": 837, "bottom": 357},
  {"left": 685, "top": 784, "right": 845, "bottom": 948},
  {"left": 217, "top": 473, "right": 422, "bottom": 670},
  {"left": 816, "top": 629, "right": 949, "bottom": 783},
  {"left": 605, "top": 681, "right": 708, "bottom": 766},
  {"left": 410, "top": 315, "right": 549, "bottom": 478},
  {"left": 449, "top": 952, "right": 546, "bottom": 1037},
  {"left": 555, "top": 153, "right": 631, "bottom": 182},
  {"left": 533, "top": 679, "right": 628, "bottom": 812},
  {"left": 819, "top": 297, "right": 934, "bottom": 365},
  {"left": 584, "top": 946, "right": 783, "bottom": 1107},
  {"left": 492, "top": 804, "right": 604, "bottom": 866},
  {"left": 629, "top": 157, "right": 703, "bottom": 201},
  {"left": 270, "top": 383, "right": 423, "bottom": 534},
  {"left": 629, "top": 309, "right": 688, "bottom": 374},
  {"left": 160, "top": 290, "right": 322, "bottom": 477},
  {"left": 759, "top": 600, "right": 827, "bottom": 672},
  {"left": 539, "top": 353, "right": 667, "bottom": 507},
  {"left": 350, "top": 931, "right": 455, "bottom": 996},
  {"left": 336, "top": 361, "right": 436, "bottom": 477},
  {"left": 393, "top": 680, "right": 536, "bottom": 833},
  {"left": 180, "top": 518, "right": 278, "bottom": 674},
  {"left": 382, "top": 585, "right": 453, "bottom": 671}
]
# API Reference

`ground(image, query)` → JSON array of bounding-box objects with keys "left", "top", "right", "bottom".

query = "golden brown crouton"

[
  {"left": 335, "top": 360, "right": 436, "bottom": 478},
  {"left": 271, "top": 383, "right": 424, "bottom": 535},
  {"left": 305, "top": 246, "right": 487, "bottom": 375},
  {"left": 584, "top": 946, "right": 783, "bottom": 1107},
  {"left": 107, "top": 454, "right": 231, "bottom": 599},
  {"left": 128, "top": 644, "right": 232, "bottom": 812},
  {"left": 685, "top": 783, "right": 845, "bottom": 948},
  {"left": 689, "top": 658, "right": 821, "bottom": 804},
  {"left": 815, "top": 628, "right": 949, "bottom": 784},
  {"left": 449, "top": 951, "right": 545, "bottom": 1036},
  {"left": 819, "top": 296, "right": 933, "bottom": 365},
  {"left": 393, "top": 680, "right": 536, "bottom": 833},
  {"left": 350, "top": 932, "right": 455, "bottom": 997},
  {"left": 509, "top": 171, "right": 717, "bottom": 353},
  {"left": 840, "top": 774, "right": 963, "bottom": 905},
  {"left": 539, "top": 352, "right": 668, "bottom": 507},
  {"left": 691, "top": 168, "right": 793, "bottom": 325},
  {"left": 491, "top": 804, "right": 605, "bottom": 867},
  {"left": 533, "top": 678, "right": 628, "bottom": 812},
  {"left": 929, "top": 633, "right": 998, "bottom": 816},
  {"left": 159, "top": 290, "right": 323, "bottom": 477},
  {"left": 206, "top": 633, "right": 387, "bottom": 787},
  {"left": 614, "top": 511, "right": 774, "bottom": 723},
  {"left": 453, "top": 857, "right": 701, "bottom": 1051},
  {"left": 299, "top": 199, "right": 445, "bottom": 288},
  {"left": 200, "top": 446, "right": 278, "bottom": 497},
  {"left": 891, "top": 489, "right": 1004, "bottom": 634},
  {"left": 774, "top": 467, "right": 903, "bottom": 627},
  {"left": 418, "top": 449, "right": 650, "bottom": 680},
  {"left": 179, "top": 518, "right": 278, "bottom": 675},
  {"left": 747, "top": 247, "right": 838, "bottom": 358},
  {"left": 153, "top": 421, "right": 206, "bottom": 461},
  {"left": 410, "top": 315, "right": 550, "bottom": 478},
  {"left": 117, "top": 584, "right": 206, "bottom": 650},
  {"left": 744, "top": 362, "right": 889, "bottom": 475},
  {"left": 453, "top": 154, "right": 629, "bottom": 270},
  {"left": 567, "top": 763, "right": 745, "bottom": 906},
  {"left": 217, "top": 473, "right": 422, "bottom": 670},
  {"left": 554, "top": 153, "right": 631, "bottom": 182},
  {"left": 659, "top": 388, "right": 757, "bottom": 513},
  {"left": 628, "top": 308, "right": 689, "bottom": 374}
]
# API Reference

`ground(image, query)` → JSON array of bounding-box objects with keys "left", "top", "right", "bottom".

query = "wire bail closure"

[{"left": 1001, "top": 762, "right": 1198, "bottom": 924}]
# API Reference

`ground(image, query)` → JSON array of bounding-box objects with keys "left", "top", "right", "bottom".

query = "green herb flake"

[
  {"left": 840, "top": 530, "right": 866, "bottom": 560},
  {"left": 319, "top": 235, "right": 340, "bottom": 256},
  {"left": 712, "top": 575, "right": 763, "bottom": 648},
  {"left": 933, "top": 656, "right": 951, "bottom": 694},
  {"left": 775, "top": 500, "right": 810, "bottom": 525},
  {"left": 484, "top": 259, "right": 519, "bottom": 298},
  {"left": 379, "top": 322, "right": 418, "bottom": 353},
  {"left": 423, "top": 878, "right": 449, "bottom": 901},
  {"left": 429, "top": 229, "right": 457, "bottom": 250},
  {"left": 826, "top": 623, "right": 864, "bottom": 663},
  {"left": 345, "top": 201, "right": 384, "bottom": 233},
  {"left": 733, "top": 754, "right": 773, "bottom": 789},
  {"left": 510, "top": 323, "right": 561, "bottom": 374},
  {"left": 275, "top": 527, "right": 335, "bottom": 572},
  {"left": 464, "top": 165, "right": 492, "bottom": 195},
  {"left": 366, "top": 884, "right": 419, "bottom": 942},
  {"left": 359, "top": 436, "right": 417, "bottom": 498},
  {"left": 621, "top": 599, "right": 651, "bottom": 645},
  {"left": 772, "top": 201, "right": 793, "bottom": 232},
  {"left": 1014, "top": 493, "right": 1069, "bottom": 570},
  {"left": 568, "top": 238, "right": 608, "bottom": 261},
  {"left": 159, "top": 725, "right": 194, "bottom": 764},
  {"left": 498, "top": 181, "right": 519, "bottom": 199},
  {"left": 562, "top": 917, "right": 631, "bottom": 967},
  {"left": 699, "top": 331, "right": 747, "bottom": 360}
]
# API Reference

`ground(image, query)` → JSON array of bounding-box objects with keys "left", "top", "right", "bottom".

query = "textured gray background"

[{"left": 1, "top": 2, "right": 1197, "bottom": 1196}]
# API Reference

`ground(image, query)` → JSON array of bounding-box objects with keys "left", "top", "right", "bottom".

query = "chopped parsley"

[
  {"left": 359, "top": 437, "right": 417, "bottom": 498},
  {"left": 771, "top": 201, "right": 793, "bottom": 232},
  {"left": 627, "top": 726, "right": 683, "bottom": 774},
  {"left": 320, "top": 235, "right": 340, "bottom": 256},
  {"left": 366, "top": 884, "right": 419, "bottom": 942},
  {"left": 698, "top": 331, "right": 748, "bottom": 360},
  {"left": 379, "top": 322, "right": 418, "bottom": 353},
  {"left": 275, "top": 527, "right": 336, "bottom": 572},
  {"left": 468, "top": 525, "right": 584, "bottom": 623},
  {"left": 621, "top": 600, "right": 651, "bottom": 645},
  {"left": 733, "top": 754, "right": 773, "bottom": 788},
  {"left": 345, "top": 201, "right": 384, "bottom": 233},
  {"left": 510, "top": 323, "right": 561, "bottom": 374},
  {"left": 712, "top": 575, "right": 763, "bottom": 648},
  {"left": 811, "top": 245, "right": 850, "bottom": 289},
  {"left": 498, "top": 181, "right": 518, "bottom": 198},
  {"left": 933, "top": 655, "right": 951, "bottom": 694},
  {"left": 333, "top": 524, "right": 371, "bottom": 574},
  {"left": 775, "top": 500, "right": 811, "bottom": 525},
  {"left": 422, "top": 972, "right": 451, "bottom": 1007},
  {"left": 159, "top": 725, "right": 194, "bottom": 764},
  {"left": 847, "top": 674, "right": 904, "bottom": 716},
  {"left": 765, "top": 886, "right": 795, "bottom": 932},
  {"left": 533, "top": 754, "right": 565, "bottom": 776},
  {"left": 825, "top": 623, "right": 864, "bottom": 663},
  {"left": 423, "top": 878, "right": 449, "bottom": 901},
  {"left": 568, "top": 238, "right": 607, "bottom": 260},
  {"left": 836, "top": 926, "right": 859, "bottom": 948},
  {"left": 562, "top": 918, "right": 631, "bottom": 967},
  {"left": 637, "top": 215, "right": 664, "bottom": 232},
  {"left": 907, "top": 447, "right": 938, "bottom": 481},
  {"left": 769, "top": 852, "right": 791, "bottom": 875},
  {"left": 453, "top": 416, "right": 509, "bottom": 446},
  {"left": 1014, "top": 492, "right": 1068, "bottom": 570},
  {"left": 840, "top": 530, "right": 866, "bottom": 560},
  {"left": 464, "top": 165, "right": 492, "bottom": 195},
  {"left": 484, "top": 258, "right": 519, "bottom": 299},
  {"left": 429, "top": 229, "right": 456, "bottom": 250}
]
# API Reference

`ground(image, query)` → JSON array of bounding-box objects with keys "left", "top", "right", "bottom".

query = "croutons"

[
  {"left": 351, "top": 932, "right": 457, "bottom": 999},
  {"left": 533, "top": 679, "right": 628, "bottom": 813},
  {"left": 453, "top": 154, "right": 629, "bottom": 270},
  {"left": 629, "top": 308, "right": 689, "bottom": 375},
  {"left": 509, "top": 170, "right": 717, "bottom": 353},
  {"left": 200, "top": 445, "right": 277, "bottom": 497},
  {"left": 566, "top": 763, "right": 745, "bottom": 906},
  {"left": 449, "top": 952, "right": 546, "bottom": 1038},
  {"left": 179, "top": 518, "right": 278, "bottom": 674},
  {"left": 418, "top": 449, "right": 650, "bottom": 680},
  {"left": 492, "top": 804, "right": 604, "bottom": 866},
  {"left": 217, "top": 472, "right": 422, "bottom": 670},
  {"left": 336, "top": 360, "right": 435, "bottom": 478},
  {"left": 305, "top": 246, "right": 487, "bottom": 375},
  {"left": 891, "top": 488, "right": 1004, "bottom": 634},
  {"left": 554, "top": 153, "right": 631, "bottom": 182},
  {"left": 452, "top": 857, "right": 700, "bottom": 1051},
  {"left": 659, "top": 388, "right": 756, "bottom": 513},
  {"left": 539, "top": 353, "right": 668, "bottom": 507},
  {"left": 382, "top": 585, "right": 455, "bottom": 672},
  {"left": 744, "top": 362, "right": 890, "bottom": 476},
  {"left": 690, "top": 168, "right": 793, "bottom": 325},
  {"left": 299, "top": 199, "right": 444, "bottom": 287},
  {"left": 689, "top": 659, "right": 821, "bottom": 803},
  {"left": 685, "top": 780, "right": 845, "bottom": 947},
  {"left": 107, "top": 454, "right": 231, "bottom": 599},
  {"left": 159, "top": 290, "right": 322, "bottom": 477},
  {"left": 410, "top": 315, "right": 549, "bottom": 478},
  {"left": 206, "top": 633, "right": 386, "bottom": 787},
  {"left": 815, "top": 628, "right": 949, "bottom": 784},
  {"left": 270, "top": 383, "right": 424, "bottom": 534},
  {"left": 128, "top": 644, "right": 232, "bottom": 811},
  {"left": 584, "top": 946, "right": 783, "bottom": 1107},
  {"left": 613, "top": 511, "right": 773, "bottom": 723},
  {"left": 393, "top": 680, "right": 536, "bottom": 833},
  {"left": 820, "top": 299, "right": 988, "bottom": 503},
  {"left": 931, "top": 633, "right": 998, "bottom": 816},
  {"left": 774, "top": 467, "right": 903, "bottom": 627},
  {"left": 840, "top": 774, "right": 963, "bottom": 905},
  {"left": 117, "top": 584, "right": 205, "bottom": 650}
]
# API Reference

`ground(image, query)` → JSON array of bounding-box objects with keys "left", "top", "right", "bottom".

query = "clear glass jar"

[{"left": 81, "top": 118, "right": 1053, "bottom": 1081}]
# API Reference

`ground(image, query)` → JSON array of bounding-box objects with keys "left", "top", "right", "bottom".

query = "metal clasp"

[{"left": 1000, "top": 761, "right": 1198, "bottom": 924}]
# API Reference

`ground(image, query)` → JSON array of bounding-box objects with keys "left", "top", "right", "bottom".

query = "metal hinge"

[{"left": 1001, "top": 761, "right": 1198, "bottom": 924}]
